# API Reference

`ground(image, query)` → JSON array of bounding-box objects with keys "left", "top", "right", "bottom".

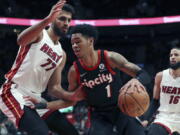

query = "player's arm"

[
  {"left": 152, "top": 72, "right": 162, "bottom": 100},
  {"left": 141, "top": 72, "right": 161, "bottom": 126},
  {"left": 144, "top": 72, "right": 161, "bottom": 120},
  {"left": 47, "top": 51, "right": 82, "bottom": 102},
  {"left": 67, "top": 65, "right": 86, "bottom": 101},
  {"left": 47, "top": 51, "right": 69, "bottom": 98},
  {"left": 24, "top": 96, "right": 75, "bottom": 110},
  {"left": 17, "top": 0, "right": 66, "bottom": 47},
  {"left": 106, "top": 51, "right": 151, "bottom": 86},
  {"left": 46, "top": 100, "right": 76, "bottom": 110},
  {"left": 107, "top": 51, "right": 140, "bottom": 77},
  {"left": 24, "top": 52, "right": 77, "bottom": 110},
  {"left": 68, "top": 65, "right": 79, "bottom": 91},
  {"left": 47, "top": 64, "right": 85, "bottom": 109}
]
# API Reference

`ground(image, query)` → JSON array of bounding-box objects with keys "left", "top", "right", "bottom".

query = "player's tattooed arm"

[{"left": 107, "top": 51, "right": 141, "bottom": 77}]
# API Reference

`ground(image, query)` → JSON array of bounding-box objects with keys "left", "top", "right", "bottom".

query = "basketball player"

[
  {"left": 145, "top": 46, "right": 180, "bottom": 135},
  {"left": 0, "top": 1, "right": 79, "bottom": 135},
  {"left": 31, "top": 24, "right": 151, "bottom": 135}
]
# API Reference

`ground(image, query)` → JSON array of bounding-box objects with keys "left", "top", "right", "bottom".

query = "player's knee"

[
  {"left": 28, "top": 127, "right": 49, "bottom": 135},
  {"left": 172, "top": 132, "right": 180, "bottom": 135},
  {"left": 89, "top": 127, "right": 112, "bottom": 135}
]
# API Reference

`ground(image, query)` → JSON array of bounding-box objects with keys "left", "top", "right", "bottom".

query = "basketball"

[{"left": 118, "top": 85, "right": 150, "bottom": 117}]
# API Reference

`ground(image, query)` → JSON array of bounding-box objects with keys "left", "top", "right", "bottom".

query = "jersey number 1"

[{"left": 105, "top": 84, "right": 112, "bottom": 98}]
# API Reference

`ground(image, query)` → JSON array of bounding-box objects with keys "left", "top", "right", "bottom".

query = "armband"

[
  {"left": 144, "top": 99, "right": 160, "bottom": 121},
  {"left": 35, "top": 102, "right": 47, "bottom": 109}
]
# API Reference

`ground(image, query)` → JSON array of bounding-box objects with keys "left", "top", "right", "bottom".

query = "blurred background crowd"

[
  {"left": 0, "top": 0, "right": 180, "bottom": 134},
  {"left": 0, "top": 0, "right": 180, "bottom": 19}
]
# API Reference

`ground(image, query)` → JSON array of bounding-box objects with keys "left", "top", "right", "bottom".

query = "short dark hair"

[
  {"left": 70, "top": 24, "right": 98, "bottom": 44},
  {"left": 171, "top": 44, "right": 180, "bottom": 50},
  {"left": 62, "top": 4, "right": 75, "bottom": 17}
]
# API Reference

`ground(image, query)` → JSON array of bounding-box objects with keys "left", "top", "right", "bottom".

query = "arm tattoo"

[{"left": 109, "top": 51, "right": 141, "bottom": 76}]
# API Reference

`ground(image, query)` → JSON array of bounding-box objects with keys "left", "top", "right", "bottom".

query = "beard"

[
  {"left": 52, "top": 23, "right": 66, "bottom": 38},
  {"left": 169, "top": 62, "right": 180, "bottom": 70}
]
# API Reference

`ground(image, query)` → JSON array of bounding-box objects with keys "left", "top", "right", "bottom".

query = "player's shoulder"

[
  {"left": 103, "top": 50, "right": 124, "bottom": 68},
  {"left": 155, "top": 69, "right": 169, "bottom": 78},
  {"left": 156, "top": 71, "right": 163, "bottom": 77},
  {"left": 155, "top": 71, "right": 163, "bottom": 82},
  {"left": 103, "top": 50, "right": 121, "bottom": 60},
  {"left": 69, "top": 63, "right": 77, "bottom": 74}
]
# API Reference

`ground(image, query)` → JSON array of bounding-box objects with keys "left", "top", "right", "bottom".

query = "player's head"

[
  {"left": 70, "top": 24, "right": 98, "bottom": 58},
  {"left": 51, "top": 4, "right": 75, "bottom": 37},
  {"left": 169, "top": 45, "right": 180, "bottom": 70}
]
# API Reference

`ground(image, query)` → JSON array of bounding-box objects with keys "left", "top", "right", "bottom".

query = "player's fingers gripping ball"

[{"left": 118, "top": 84, "right": 150, "bottom": 117}]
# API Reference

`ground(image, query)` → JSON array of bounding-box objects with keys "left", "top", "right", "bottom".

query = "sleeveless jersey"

[
  {"left": 158, "top": 69, "right": 180, "bottom": 113},
  {"left": 4, "top": 30, "right": 63, "bottom": 95},
  {"left": 154, "top": 69, "right": 180, "bottom": 132},
  {"left": 74, "top": 50, "right": 122, "bottom": 109}
]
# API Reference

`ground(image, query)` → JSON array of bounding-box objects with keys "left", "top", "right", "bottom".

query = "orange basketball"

[{"left": 118, "top": 85, "right": 150, "bottom": 117}]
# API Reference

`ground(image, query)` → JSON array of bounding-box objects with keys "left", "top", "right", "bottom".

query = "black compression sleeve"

[
  {"left": 144, "top": 99, "right": 160, "bottom": 121},
  {"left": 35, "top": 102, "right": 47, "bottom": 109},
  {"left": 136, "top": 69, "right": 151, "bottom": 86}
]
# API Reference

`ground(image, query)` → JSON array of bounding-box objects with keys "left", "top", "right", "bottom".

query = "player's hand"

[
  {"left": 141, "top": 120, "right": 149, "bottom": 127},
  {"left": 23, "top": 96, "right": 48, "bottom": 109},
  {"left": 71, "top": 85, "right": 86, "bottom": 101},
  {"left": 120, "top": 78, "right": 146, "bottom": 93},
  {"left": 23, "top": 96, "right": 40, "bottom": 109},
  {"left": 46, "top": 0, "right": 66, "bottom": 22}
]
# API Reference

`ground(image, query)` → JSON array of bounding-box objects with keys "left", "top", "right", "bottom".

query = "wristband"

[{"left": 35, "top": 102, "right": 47, "bottom": 109}]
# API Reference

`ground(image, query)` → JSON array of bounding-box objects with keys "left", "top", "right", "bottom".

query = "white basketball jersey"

[
  {"left": 154, "top": 69, "right": 180, "bottom": 132},
  {"left": 158, "top": 69, "right": 180, "bottom": 113},
  {"left": 5, "top": 30, "right": 63, "bottom": 95}
]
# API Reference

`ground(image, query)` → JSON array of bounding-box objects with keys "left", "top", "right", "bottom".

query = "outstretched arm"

[
  {"left": 47, "top": 51, "right": 69, "bottom": 99},
  {"left": 47, "top": 51, "right": 84, "bottom": 102},
  {"left": 17, "top": 0, "right": 66, "bottom": 47},
  {"left": 42, "top": 63, "right": 85, "bottom": 110}
]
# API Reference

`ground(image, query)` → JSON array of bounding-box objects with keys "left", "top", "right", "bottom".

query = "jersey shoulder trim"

[{"left": 104, "top": 50, "right": 116, "bottom": 75}]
